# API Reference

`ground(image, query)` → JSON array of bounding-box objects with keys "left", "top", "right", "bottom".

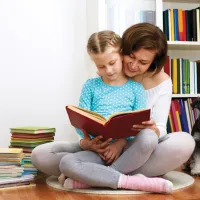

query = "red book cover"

[
  {"left": 170, "top": 100, "right": 179, "bottom": 132},
  {"left": 66, "top": 106, "right": 151, "bottom": 140},
  {"left": 182, "top": 10, "right": 186, "bottom": 41}
]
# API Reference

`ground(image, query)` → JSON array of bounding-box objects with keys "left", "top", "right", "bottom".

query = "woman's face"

[{"left": 123, "top": 48, "right": 157, "bottom": 78}]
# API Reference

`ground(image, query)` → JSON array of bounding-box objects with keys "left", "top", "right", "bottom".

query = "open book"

[{"left": 66, "top": 105, "right": 151, "bottom": 139}]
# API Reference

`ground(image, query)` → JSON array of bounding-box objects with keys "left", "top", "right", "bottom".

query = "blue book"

[
  {"left": 173, "top": 9, "right": 179, "bottom": 41},
  {"left": 179, "top": 99, "right": 189, "bottom": 133}
]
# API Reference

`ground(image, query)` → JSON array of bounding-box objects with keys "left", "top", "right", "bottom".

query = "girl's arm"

[
  {"left": 126, "top": 83, "right": 147, "bottom": 141},
  {"left": 75, "top": 79, "right": 93, "bottom": 139}
]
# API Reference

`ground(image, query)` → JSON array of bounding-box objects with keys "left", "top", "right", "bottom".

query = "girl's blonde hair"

[{"left": 87, "top": 30, "right": 121, "bottom": 54}]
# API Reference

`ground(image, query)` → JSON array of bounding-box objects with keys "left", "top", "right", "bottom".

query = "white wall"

[{"left": 0, "top": 0, "right": 89, "bottom": 147}]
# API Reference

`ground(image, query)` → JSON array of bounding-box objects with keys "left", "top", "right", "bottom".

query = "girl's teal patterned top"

[{"left": 76, "top": 77, "right": 146, "bottom": 141}]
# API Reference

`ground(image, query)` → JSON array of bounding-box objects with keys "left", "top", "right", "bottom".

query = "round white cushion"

[{"left": 46, "top": 171, "right": 194, "bottom": 195}]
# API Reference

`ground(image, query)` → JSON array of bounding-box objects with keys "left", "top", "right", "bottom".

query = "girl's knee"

[
  {"left": 139, "top": 129, "right": 158, "bottom": 152},
  {"left": 59, "top": 154, "right": 78, "bottom": 176}
]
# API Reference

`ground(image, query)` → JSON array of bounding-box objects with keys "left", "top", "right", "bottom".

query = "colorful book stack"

[
  {"left": 167, "top": 98, "right": 200, "bottom": 134},
  {"left": 163, "top": 7, "right": 200, "bottom": 42},
  {"left": 9, "top": 127, "right": 55, "bottom": 176},
  {"left": 164, "top": 57, "right": 200, "bottom": 95},
  {"left": 0, "top": 148, "right": 34, "bottom": 188}
]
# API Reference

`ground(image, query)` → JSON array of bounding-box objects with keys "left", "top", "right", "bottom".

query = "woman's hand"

[
  {"left": 80, "top": 129, "right": 112, "bottom": 154},
  {"left": 132, "top": 120, "right": 160, "bottom": 137},
  {"left": 103, "top": 139, "right": 127, "bottom": 165}
]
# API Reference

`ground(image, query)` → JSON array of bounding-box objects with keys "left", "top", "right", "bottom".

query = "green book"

[{"left": 10, "top": 127, "right": 56, "bottom": 134}]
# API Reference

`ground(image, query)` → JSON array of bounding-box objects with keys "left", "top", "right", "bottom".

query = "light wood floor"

[{"left": 0, "top": 175, "right": 199, "bottom": 200}]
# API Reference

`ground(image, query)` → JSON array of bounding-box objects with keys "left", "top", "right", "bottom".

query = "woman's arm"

[
  {"left": 132, "top": 79, "right": 172, "bottom": 138},
  {"left": 150, "top": 81, "right": 172, "bottom": 138}
]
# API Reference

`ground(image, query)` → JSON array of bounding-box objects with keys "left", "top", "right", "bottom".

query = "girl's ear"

[
  {"left": 96, "top": 70, "right": 101, "bottom": 76},
  {"left": 120, "top": 49, "right": 123, "bottom": 60}
]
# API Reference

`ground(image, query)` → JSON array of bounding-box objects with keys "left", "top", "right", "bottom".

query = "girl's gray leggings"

[{"left": 31, "top": 129, "right": 195, "bottom": 189}]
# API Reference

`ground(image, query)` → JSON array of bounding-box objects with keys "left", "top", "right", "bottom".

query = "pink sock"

[
  {"left": 118, "top": 174, "right": 173, "bottom": 193},
  {"left": 64, "top": 178, "right": 91, "bottom": 189}
]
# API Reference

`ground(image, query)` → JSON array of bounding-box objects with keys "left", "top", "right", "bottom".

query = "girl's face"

[
  {"left": 90, "top": 47, "right": 124, "bottom": 84},
  {"left": 123, "top": 48, "right": 157, "bottom": 78}
]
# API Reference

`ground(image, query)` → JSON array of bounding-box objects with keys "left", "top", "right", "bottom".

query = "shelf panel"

[
  {"left": 172, "top": 94, "right": 200, "bottom": 98},
  {"left": 163, "top": 0, "right": 200, "bottom": 3},
  {"left": 167, "top": 41, "right": 200, "bottom": 50}
]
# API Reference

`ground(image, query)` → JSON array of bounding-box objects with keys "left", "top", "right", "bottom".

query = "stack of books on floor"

[
  {"left": 9, "top": 127, "right": 55, "bottom": 176},
  {"left": 0, "top": 148, "right": 34, "bottom": 189}
]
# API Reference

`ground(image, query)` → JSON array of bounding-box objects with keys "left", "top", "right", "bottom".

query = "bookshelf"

[
  {"left": 157, "top": 0, "right": 200, "bottom": 99},
  {"left": 167, "top": 41, "right": 200, "bottom": 50},
  {"left": 159, "top": 0, "right": 200, "bottom": 133}
]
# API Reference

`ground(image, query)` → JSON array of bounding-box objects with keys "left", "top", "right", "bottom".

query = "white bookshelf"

[
  {"left": 168, "top": 41, "right": 200, "bottom": 50},
  {"left": 163, "top": 0, "right": 200, "bottom": 3},
  {"left": 160, "top": 0, "right": 200, "bottom": 97},
  {"left": 172, "top": 94, "right": 200, "bottom": 98}
]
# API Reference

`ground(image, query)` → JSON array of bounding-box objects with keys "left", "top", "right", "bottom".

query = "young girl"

[
  {"left": 75, "top": 30, "right": 146, "bottom": 162},
  {"left": 57, "top": 30, "right": 173, "bottom": 193}
]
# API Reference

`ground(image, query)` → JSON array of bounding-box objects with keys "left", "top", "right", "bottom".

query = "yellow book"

[
  {"left": 175, "top": 111, "right": 182, "bottom": 131},
  {"left": 178, "top": 9, "right": 183, "bottom": 40},
  {"left": 170, "top": 9, "right": 174, "bottom": 41},
  {"left": 169, "top": 113, "right": 174, "bottom": 132},
  {"left": 0, "top": 148, "right": 23, "bottom": 154}
]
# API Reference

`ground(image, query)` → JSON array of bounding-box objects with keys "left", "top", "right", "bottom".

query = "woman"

[{"left": 31, "top": 23, "right": 195, "bottom": 193}]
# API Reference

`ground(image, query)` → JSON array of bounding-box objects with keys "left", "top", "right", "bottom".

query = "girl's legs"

[
  {"left": 111, "top": 129, "right": 159, "bottom": 174},
  {"left": 60, "top": 130, "right": 194, "bottom": 192},
  {"left": 59, "top": 129, "right": 157, "bottom": 186},
  {"left": 31, "top": 141, "right": 82, "bottom": 176},
  {"left": 59, "top": 130, "right": 172, "bottom": 193},
  {"left": 59, "top": 149, "right": 172, "bottom": 193}
]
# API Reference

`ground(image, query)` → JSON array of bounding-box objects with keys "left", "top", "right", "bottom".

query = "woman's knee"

[
  {"left": 31, "top": 145, "right": 44, "bottom": 169},
  {"left": 174, "top": 132, "right": 195, "bottom": 162}
]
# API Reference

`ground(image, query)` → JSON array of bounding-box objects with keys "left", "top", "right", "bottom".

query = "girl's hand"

[
  {"left": 132, "top": 120, "right": 160, "bottom": 137},
  {"left": 80, "top": 129, "right": 112, "bottom": 153},
  {"left": 103, "top": 139, "right": 127, "bottom": 165}
]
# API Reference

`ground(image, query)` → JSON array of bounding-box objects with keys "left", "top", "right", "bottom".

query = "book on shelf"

[
  {"left": 163, "top": 7, "right": 200, "bottom": 42},
  {"left": 10, "top": 127, "right": 56, "bottom": 134},
  {"left": 66, "top": 105, "right": 150, "bottom": 139}
]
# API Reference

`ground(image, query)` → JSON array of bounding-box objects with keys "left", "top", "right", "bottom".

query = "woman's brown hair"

[
  {"left": 122, "top": 23, "right": 168, "bottom": 74},
  {"left": 87, "top": 30, "right": 121, "bottom": 54}
]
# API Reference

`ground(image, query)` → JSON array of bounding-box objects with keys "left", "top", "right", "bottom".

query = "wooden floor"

[{"left": 0, "top": 175, "right": 199, "bottom": 200}]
